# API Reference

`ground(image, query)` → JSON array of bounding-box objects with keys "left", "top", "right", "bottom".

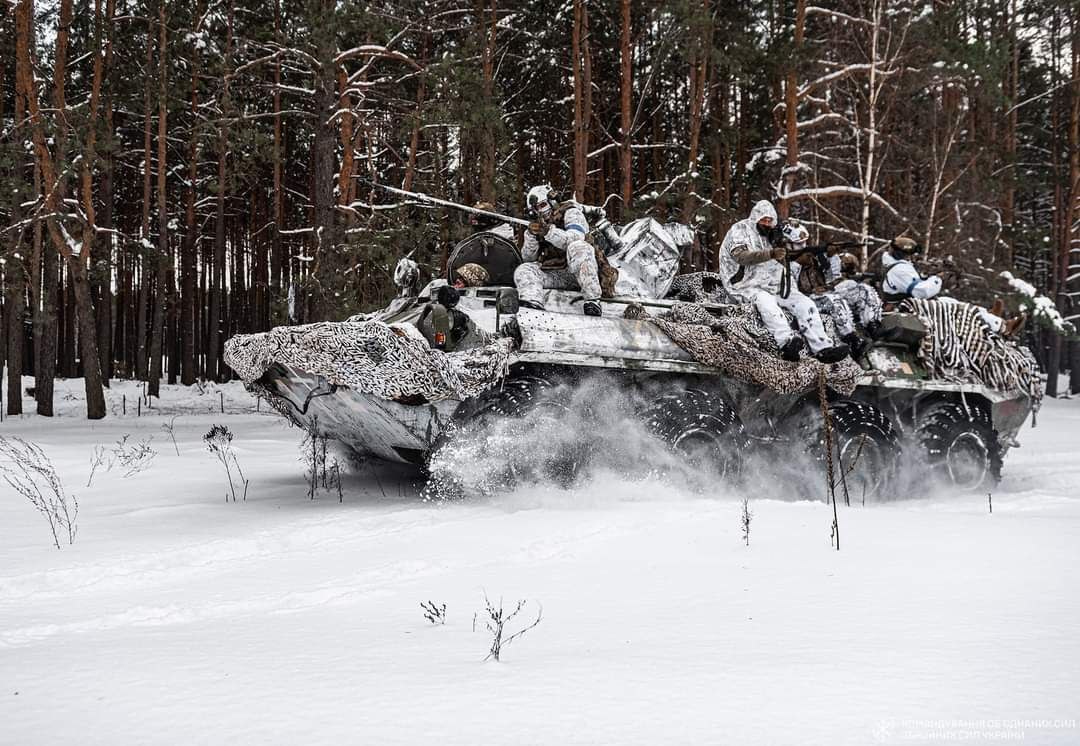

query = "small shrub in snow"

[
  {"left": 299, "top": 418, "right": 343, "bottom": 500},
  {"left": 87, "top": 445, "right": 107, "bottom": 487},
  {"left": 109, "top": 434, "right": 157, "bottom": 477},
  {"left": 0, "top": 436, "right": 78, "bottom": 549},
  {"left": 818, "top": 374, "right": 841, "bottom": 551},
  {"left": 327, "top": 456, "right": 344, "bottom": 502},
  {"left": 160, "top": 416, "right": 180, "bottom": 456},
  {"left": 481, "top": 594, "right": 542, "bottom": 662},
  {"left": 741, "top": 497, "right": 752, "bottom": 547},
  {"left": 421, "top": 600, "right": 446, "bottom": 625},
  {"left": 204, "top": 425, "right": 249, "bottom": 502}
]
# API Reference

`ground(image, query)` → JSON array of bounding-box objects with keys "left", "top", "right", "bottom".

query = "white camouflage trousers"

[
  {"left": 514, "top": 239, "right": 601, "bottom": 304},
  {"left": 749, "top": 289, "right": 833, "bottom": 353},
  {"left": 831, "top": 279, "right": 883, "bottom": 327},
  {"left": 812, "top": 293, "right": 856, "bottom": 337}
]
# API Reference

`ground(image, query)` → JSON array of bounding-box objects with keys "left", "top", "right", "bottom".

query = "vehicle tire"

[
  {"left": 645, "top": 388, "right": 746, "bottom": 486},
  {"left": 792, "top": 399, "right": 901, "bottom": 503},
  {"left": 917, "top": 402, "right": 1002, "bottom": 491},
  {"left": 432, "top": 374, "right": 587, "bottom": 493}
]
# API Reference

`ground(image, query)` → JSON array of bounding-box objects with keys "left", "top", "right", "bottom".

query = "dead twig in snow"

[
  {"left": 481, "top": 593, "right": 542, "bottom": 662},
  {"left": 0, "top": 436, "right": 78, "bottom": 548}
]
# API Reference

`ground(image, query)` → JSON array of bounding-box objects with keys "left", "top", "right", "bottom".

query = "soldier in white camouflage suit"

[
  {"left": 882, "top": 237, "right": 943, "bottom": 299},
  {"left": 784, "top": 222, "right": 878, "bottom": 359},
  {"left": 827, "top": 252, "right": 883, "bottom": 337},
  {"left": 513, "top": 184, "right": 603, "bottom": 316},
  {"left": 718, "top": 200, "right": 849, "bottom": 362}
]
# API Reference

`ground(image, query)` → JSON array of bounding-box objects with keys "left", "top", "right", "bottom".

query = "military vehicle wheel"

[
  {"left": 828, "top": 400, "right": 901, "bottom": 503},
  {"left": 792, "top": 399, "right": 900, "bottom": 503},
  {"left": 646, "top": 389, "right": 746, "bottom": 484},
  {"left": 466, "top": 374, "right": 587, "bottom": 489},
  {"left": 917, "top": 402, "right": 1002, "bottom": 491}
]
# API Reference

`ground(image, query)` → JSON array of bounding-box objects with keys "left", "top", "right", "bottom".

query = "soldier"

[
  {"left": 468, "top": 201, "right": 516, "bottom": 241},
  {"left": 513, "top": 184, "right": 603, "bottom": 316},
  {"left": 453, "top": 263, "right": 490, "bottom": 289},
  {"left": 828, "top": 252, "right": 884, "bottom": 338},
  {"left": 718, "top": 200, "right": 849, "bottom": 363},
  {"left": 785, "top": 224, "right": 869, "bottom": 360},
  {"left": 882, "top": 237, "right": 942, "bottom": 299}
]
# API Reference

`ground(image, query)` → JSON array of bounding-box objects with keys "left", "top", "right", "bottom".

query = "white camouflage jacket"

[
  {"left": 719, "top": 200, "right": 782, "bottom": 299},
  {"left": 521, "top": 203, "right": 590, "bottom": 264}
]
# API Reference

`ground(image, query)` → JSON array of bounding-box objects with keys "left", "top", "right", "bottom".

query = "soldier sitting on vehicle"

[
  {"left": 513, "top": 184, "right": 603, "bottom": 316},
  {"left": 883, "top": 236, "right": 1023, "bottom": 337},
  {"left": 453, "top": 263, "right": 490, "bottom": 289},
  {"left": 881, "top": 236, "right": 942, "bottom": 300},
  {"left": 827, "top": 251, "right": 884, "bottom": 339},
  {"left": 718, "top": 200, "right": 849, "bottom": 363},
  {"left": 784, "top": 222, "right": 870, "bottom": 360}
]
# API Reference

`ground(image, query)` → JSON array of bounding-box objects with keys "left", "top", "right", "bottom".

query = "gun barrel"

[{"left": 361, "top": 181, "right": 531, "bottom": 227}]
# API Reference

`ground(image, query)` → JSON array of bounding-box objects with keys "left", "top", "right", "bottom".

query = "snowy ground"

[{"left": 1, "top": 378, "right": 1078, "bottom": 745}]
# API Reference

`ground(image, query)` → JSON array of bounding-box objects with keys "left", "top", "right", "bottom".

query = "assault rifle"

[
  {"left": 778, "top": 239, "right": 865, "bottom": 298},
  {"left": 785, "top": 240, "right": 864, "bottom": 264}
]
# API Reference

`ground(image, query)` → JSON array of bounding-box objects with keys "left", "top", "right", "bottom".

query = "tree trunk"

[
  {"left": 619, "top": 0, "right": 633, "bottom": 213},
  {"left": 271, "top": 0, "right": 284, "bottom": 298},
  {"left": 309, "top": 0, "right": 338, "bottom": 321},
  {"left": 34, "top": 161, "right": 56, "bottom": 415},
  {"left": 136, "top": 17, "right": 154, "bottom": 381},
  {"left": 858, "top": 0, "right": 883, "bottom": 267},
  {"left": 571, "top": 0, "right": 588, "bottom": 199},
  {"left": 5, "top": 266, "right": 24, "bottom": 416},
  {"left": 778, "top": 0, "right": 806, "bottom": 219},
  {"left": 97, "top": 107, "right": 114, "bottom": 384},
  {"left": 70, "top": 0, "right": 109, "bottom": 416},
  {"left": 60, "top": 270, "right": 76, "bottom": 377},
  {"left": 681, "top": 1, "right": 712, "bottom": 226},
  {"left": 5, "top": 23, "right": 27, "bottom": 416},
  {"left": 478, "top": 0, "right": 498, "bottom": 203},
  {"left": 148, "top": 0, "right": 168, "bottom": 397},
  {"left": 181, "top": 48, "right": 199, "bottom": 385},
  {"left": 403, "top": 33, "right": 429, "bottom": 194}
]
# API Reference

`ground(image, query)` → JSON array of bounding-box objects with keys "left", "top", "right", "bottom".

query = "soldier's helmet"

[
  {"left": 455, "top": 263, "right": 490, "bottom": 288},
  {"left": 890, "top": 236, "right": 922, "bottom": 255},
  {"left": 526, "top": 184, "right": 557, "bottom": 219},
  {"left": 838, "top": 252, "right": 860, "bottom": 277}
]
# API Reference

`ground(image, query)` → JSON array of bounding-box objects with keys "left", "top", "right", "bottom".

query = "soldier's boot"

[
  {"left": 841, "top": 332, "right": 869, "bottom": 360},
  {"left": 780, "top": 336, "right": 805, "bottom": 362},
  {"left": 813, "top": 342, "right": 850, "bottom": 364}
]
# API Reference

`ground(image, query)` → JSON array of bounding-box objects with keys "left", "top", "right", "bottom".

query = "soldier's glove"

[
  {"left": 770, "top": 247, "right": 787, "bottom": 262},
  {"left": 528, "top": 220, "right": 547, "bottom": 237}
]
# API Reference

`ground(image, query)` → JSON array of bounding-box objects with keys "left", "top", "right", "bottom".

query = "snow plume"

[
  {"left": 422, "top": 376, "right": 734, "bottom": 504},
  {"left": 420, "top": 376, "right": 859, "bottom": 506},
  {"left": 420, "top": 373, "right": 1003, "bottom": 506}
]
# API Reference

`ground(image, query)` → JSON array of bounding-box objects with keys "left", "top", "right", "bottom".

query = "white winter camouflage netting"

[
  {"left": 224, "top": 320, "right": 514, "bottom": 403},
  {"left": 900, "top": 298, "right": 1044, "bottom": 411}
]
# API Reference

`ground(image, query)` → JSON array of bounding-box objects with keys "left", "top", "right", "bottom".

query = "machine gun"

[{"left": 361, "top": 179, "right": 530, "bottom": 228}]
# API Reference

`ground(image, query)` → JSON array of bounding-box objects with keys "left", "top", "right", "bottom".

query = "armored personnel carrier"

[{"left": 225, "top": 224, "right": 1039, "bottom": 499}]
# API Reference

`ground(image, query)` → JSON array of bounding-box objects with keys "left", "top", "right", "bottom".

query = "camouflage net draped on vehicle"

[
  {"left": 650, "top": 302, "right": 863, "bottom": 396},
  {"left": 223, "top": 320, "right": 515, "bottom": 403},
  {"left": 900, "top": 298, "right": 1044, "bottom": 412}
]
